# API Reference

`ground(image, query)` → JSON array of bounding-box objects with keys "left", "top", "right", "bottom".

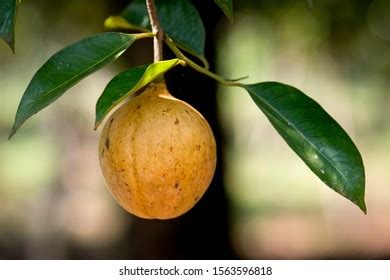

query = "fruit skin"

[{"left": 99, "top": 82, "right": 217, "bottom": 219}]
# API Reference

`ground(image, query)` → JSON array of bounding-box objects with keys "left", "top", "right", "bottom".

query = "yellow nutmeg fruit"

[{"left": 98, "top": 82, "right": 217, "bottom": 219}]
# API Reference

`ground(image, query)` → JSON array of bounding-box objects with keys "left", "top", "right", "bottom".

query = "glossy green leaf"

[
  {"left": 9, "top": 32, "right": 153, "bottom": 139},
  {"left": 0, "top": 0, "right": 19, "bottom": 52},
  {"left": 121, "top": 0, "right": 206, "bottom": 63},
  {"left": 243, "top": 82, "right": 366, "bottom": 213},
  {"left": 95, "top": 59, "right": 182, "bottom": 128},
  {"left": 215, "top": 0, "right": 233, "bottom": 22}
]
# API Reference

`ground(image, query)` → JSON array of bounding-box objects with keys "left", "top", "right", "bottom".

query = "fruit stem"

[
  {"left": 146, "top": 0, "right": 164, "bottom": 62},
  {"left": 164, "top": 36, "right": 244, "bottom": 87}
]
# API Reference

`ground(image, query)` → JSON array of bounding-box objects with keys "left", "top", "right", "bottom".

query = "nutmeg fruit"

[{"left": 99, "top": 82, "right": 216, "bottom": 219}]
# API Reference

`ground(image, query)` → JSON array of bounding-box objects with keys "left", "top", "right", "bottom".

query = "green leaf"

[
  {"left": 121, "top": 0, "right": 206, "bottom": 64},
  {"left": 215, "top": 0, "right": 233, "bottom": 22},
  {"left": 0, "top": 0, "right": 19, "bottom": 52},
  {"left": 95, "top": 59, "right": 182, "bottom": 128},
  {"left": 243, "top": 82, "right": 366, "bottom": 213},
  {"left": 121, "top": 0, "right": 150, "bottom": 31},
  {"left": 9, "top": 32, "right": 153, "bottom": 139}
]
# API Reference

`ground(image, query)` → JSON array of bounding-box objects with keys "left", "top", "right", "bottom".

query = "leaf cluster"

[{"left": 0, "top": 0, "right": 366, "bottom": 212}]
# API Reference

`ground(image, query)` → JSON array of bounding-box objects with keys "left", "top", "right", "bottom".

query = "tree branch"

[{"left": 146, "top": 0, "right": 163, "bottom": 62}]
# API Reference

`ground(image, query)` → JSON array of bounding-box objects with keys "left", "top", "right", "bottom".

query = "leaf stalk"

[{"left": 164, "top": 36, "right": 243, "bottom": 87}]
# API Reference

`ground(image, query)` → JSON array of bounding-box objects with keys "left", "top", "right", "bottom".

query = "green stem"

[
  {"left": 164, "top": 37, "right": 243, "bottom": 87},
  {"left": 136, "top": 32, "right": 156, "bottom": 40}
]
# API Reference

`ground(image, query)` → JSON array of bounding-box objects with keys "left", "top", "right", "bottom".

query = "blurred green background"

[{"left": 0, "top": 0, "right": 389, "bottom": 259}]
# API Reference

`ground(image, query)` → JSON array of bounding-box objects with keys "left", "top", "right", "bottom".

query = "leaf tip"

[
  {"left": 1, "top": 37, "right": 15, "bottom": 53},
  {"left": 223, "top": 13, "right": 233, "bottom": 23},
  {"left": 93, "top": 122, "right": 100, "bottom": 131},
  {"left": 8, "top": 125, "right": 17, "bottom": 140},
  {"left": 94, "top": 114, "right": 103, "bottom": 130},
  {"left": 9, "top": 42, "right": 15, "bottom": 54},
  {"left": 214, "top": 0, "right": 233, "bottom": 23},
  {"left": 352, "top": 188, "right": 367, "bottom": 214},
  {"left": 357, "top": 199, "right": 367, "bottom": 214}
]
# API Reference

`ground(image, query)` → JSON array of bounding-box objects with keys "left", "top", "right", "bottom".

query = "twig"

[
  {"left": 146, "top": 0, "right": 164, "bottom": 62},
  {"left": 165, "top": 36, "right": 244, "bottom": 87}
]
